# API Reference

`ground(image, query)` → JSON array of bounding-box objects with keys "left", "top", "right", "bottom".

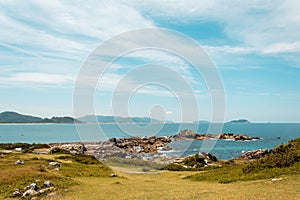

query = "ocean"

[{"left": 0, "top": 123, "right": 299, "bottom": 160}]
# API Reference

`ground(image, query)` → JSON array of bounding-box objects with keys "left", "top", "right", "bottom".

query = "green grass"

[
  {"left": 187, "top": 162, "right": 300, "bottom": 183},
  {"left": 0, "top": 152, "right": 112, "bottom": 199}
]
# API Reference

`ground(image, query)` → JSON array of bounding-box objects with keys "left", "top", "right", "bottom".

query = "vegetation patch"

[
  {"left": 243, "top": 138, "right": 300, "bottom": 173},
  {"left": 104, "top": 157, "right": 164, "bottom": 170},
  {"left": 187, "top": 137, "right": 300, "bottom": 183},
  {"left": 0, "top": 143, "right": 50, "bottom": 152}
]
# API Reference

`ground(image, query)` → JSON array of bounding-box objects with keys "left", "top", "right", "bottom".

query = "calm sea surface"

[{"left": 0, "top": 123, "right": 299, "bottom": 160}]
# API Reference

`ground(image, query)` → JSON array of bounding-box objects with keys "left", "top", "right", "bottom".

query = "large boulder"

[
  {"left": 50, "top": 143, "right": 86, "bottom": 154},
  {"left": 172, "top": 130, "right": 198, "bottom": 140},
  {"left": 239, "top": 149, "right": 269, "bottom": 159}
]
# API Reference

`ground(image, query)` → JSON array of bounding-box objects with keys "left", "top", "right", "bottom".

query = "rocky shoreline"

[{"left": 47, "top": 130, "right": 260, "bottom": 162}]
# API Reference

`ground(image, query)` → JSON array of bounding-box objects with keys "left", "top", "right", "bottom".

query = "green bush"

[
  {"left": 73, "top": 154, "right": 98, "bottom": 165},
  {"left": 183, "top": 154, "right": 205, "bottom": 167}
]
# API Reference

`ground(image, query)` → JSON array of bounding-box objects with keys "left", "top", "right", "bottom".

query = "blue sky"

[{"left": 0, "top": 0, "right": 300, "bottom": 122}]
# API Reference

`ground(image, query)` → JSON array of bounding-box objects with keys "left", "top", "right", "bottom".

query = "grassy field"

[
  {"left": 1, "top": 138, "right": 300, "bottom": 200},
  {"left": 61, "top": 171, "right": 300, "bottom": 200},
  {"left": 1, "top": 152, "right": 300, "bottom": 200}
]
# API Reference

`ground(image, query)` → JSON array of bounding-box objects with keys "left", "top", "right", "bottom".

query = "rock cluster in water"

[
  {"left": 172, "top": 129, "right": 260, "bottom": 141},
  {"left": 48, "top": 130, "right": 260, "bottom": 161}
]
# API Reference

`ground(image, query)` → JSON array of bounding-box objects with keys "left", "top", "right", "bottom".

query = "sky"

[{"left": 0, "top": 0, "right": 300, "bottom": 122}]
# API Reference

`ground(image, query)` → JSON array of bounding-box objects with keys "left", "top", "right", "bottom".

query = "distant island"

[
  {"left": 0, "top": 111, "right": 167, "bottom": 124},
  {"left": 228, "top": 119, "right": 251, "bottom": 123},
  {"left": 193, "top": 120, "right": 210, "bottom": 123},
  {"left": 0, "top": 111, "right": 80, "bottom": 124},
  {"left": 77, "top": 115, "right": 163, "bottom": 124}
]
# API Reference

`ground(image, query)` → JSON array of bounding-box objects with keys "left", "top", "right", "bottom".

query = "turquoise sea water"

[{"left": 0, "top": 123, "right": 299, "bottom": 160}]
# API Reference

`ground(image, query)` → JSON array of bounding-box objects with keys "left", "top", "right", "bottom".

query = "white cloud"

[
  {"left": 0, "top": 72, "right": 75, "bottom": 87},
  {"left": 203, "top": 45, "right": 255, "bottom": 54},
  {"left": 0, "top": 1, "right": 154, "bottom": 58},
  {"left": 262, "top": 41, "right": 300, "bottom": 54},
  {"left": 0, "top": 2, "right": 154, "bottom": 58},
  {"left": 127, "top": 0, "right": 300, "bottom": 55},
  {"left": 0, "top": 0, "right": 156, "bottom": 87}
]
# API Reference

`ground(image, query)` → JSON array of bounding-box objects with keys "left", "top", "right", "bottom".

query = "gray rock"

[
  {"left": 44, "top": 181, "right": 54, "bottom": 187},
  {"left": 13, "top": 191, "right": 21, "bottom": 197},
  {"left": 39, "top": 187, "right": 51, "bottom": 194},
  {"left": 239, "top": 149, "right": 269, "bottom": 160},
  {"left": 22, "top": 189, "right": 38, "bottom": 197},
  {"left": 48, "top": 162, "right": 60, "bottom": 167},
  {"left": 0, "top": 150, "right": 12, "bottom": 154},
  {"left": 46, "top": 192, "right": 62, "bottom": 198},
  {"left": 15, "top": 160, "right": 24, "bottom": 165},
  {"left": 272, "top": 178, "right": 283, "bottom": 182},
  {"left": 26, "top": 183, "right": 39, "bottom": 191}
]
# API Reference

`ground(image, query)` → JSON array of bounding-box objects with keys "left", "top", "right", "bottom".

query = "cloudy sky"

[{"left": 1, "top": 0, "right": 300, "bottom": 122}]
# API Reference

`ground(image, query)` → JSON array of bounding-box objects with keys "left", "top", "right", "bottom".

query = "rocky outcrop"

[
  {"left": 218, "top": 133, "right": 259, "bottom": 140},
  {"left": 172, "top": 130, "right": 259, "bottom": 141},
  {"left": 239, "top": 149, "right": 269, "bottom": 159},
  {"left": 50, "top": 143, "right": 86, "bottom": 154},
  {"left": 109, "top": 136, "right": 172, "bottom": 154},
  {"left": 49, "top": 141, "right": 130, "bottom": 160},
  {"left": 49, "top": 137, "right": 172, "bottom": 160},
  {"left": 84, "top": 141, "right": 129, "bottom": 160},
  {"left": 165, "top": 152, "right": 220, "bottom": 170}
]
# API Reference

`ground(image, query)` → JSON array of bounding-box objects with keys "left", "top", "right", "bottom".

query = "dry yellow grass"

[{"left": 60, "top": 170, "right": 300, "bottom": 200}]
